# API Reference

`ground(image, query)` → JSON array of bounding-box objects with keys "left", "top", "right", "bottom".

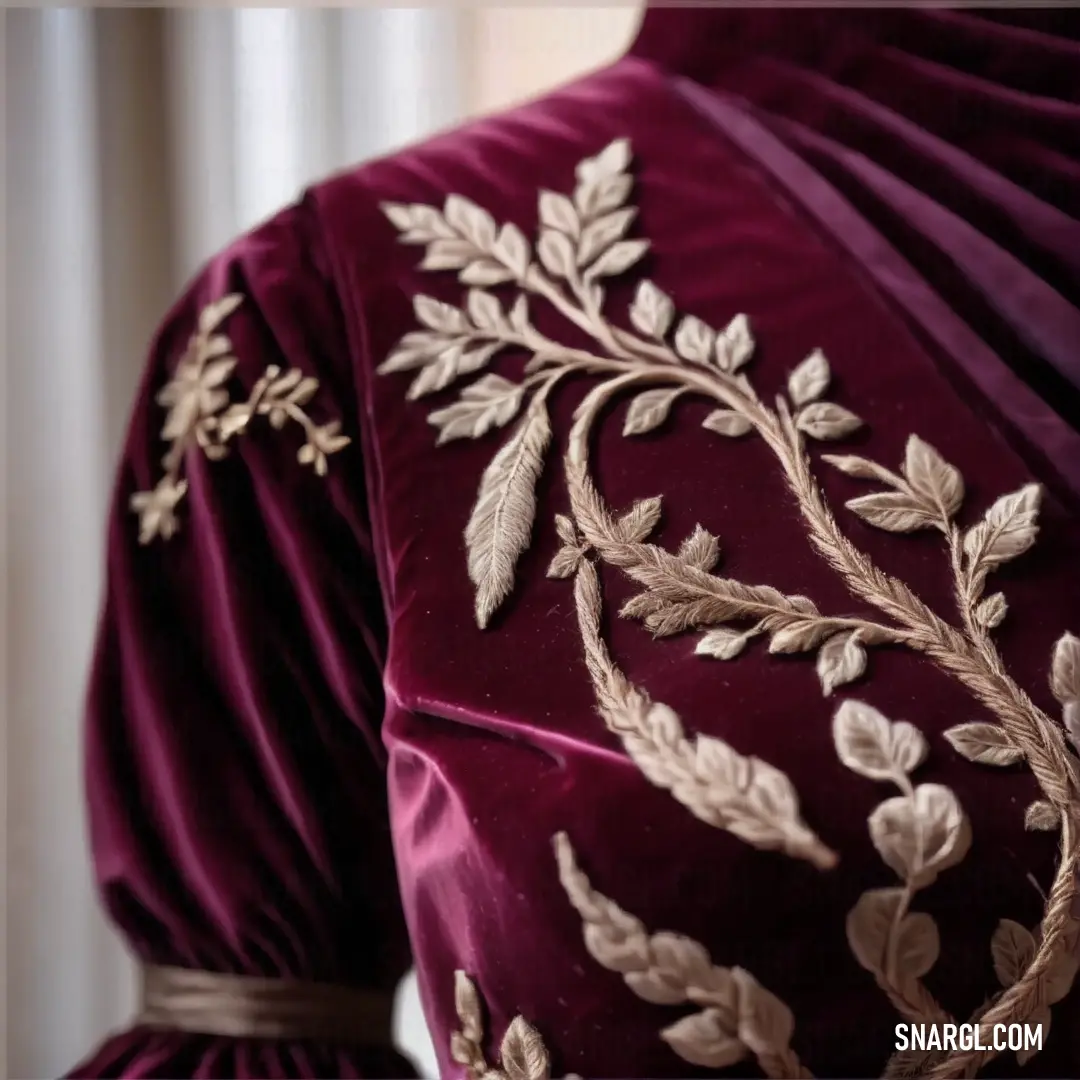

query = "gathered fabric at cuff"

[{"left": 136, "top": 964, "right": 396, "bottom": 1046}]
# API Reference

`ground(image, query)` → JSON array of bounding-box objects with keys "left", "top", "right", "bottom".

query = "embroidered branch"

[
  {"left": 452, "top": 972, "right": 553, "bottom": 1080},
  {"left": 833, "top": 701, "right": 966, "bottom": 1025},
  {"left": 131, "top": 295, "right": 350, "bottom": 543},
  {"left": 380, "top": 139, "right": 1080, "bottom": 1078},
  {"left": 569, "top": 507, "right": 836, "bottom": 871},
  {"left": 554, "top": 832, "right": 811, "bottom": 1079}
]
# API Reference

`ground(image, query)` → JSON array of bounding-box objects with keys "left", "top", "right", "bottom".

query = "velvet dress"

[{"left": 71, "top": 8, "right": 1080, "bottom": 1079}]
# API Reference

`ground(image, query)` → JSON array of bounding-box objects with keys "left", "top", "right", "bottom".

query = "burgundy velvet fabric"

[
  {"left": 70, "top": 199, "right": 416, "bottom": 1078},
  {"left": 74, "top": 8, "right": 1080, "bottom": 1079}
]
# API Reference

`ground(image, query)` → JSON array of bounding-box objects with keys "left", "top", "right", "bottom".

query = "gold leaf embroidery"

[
  {"left": 942, "top": 722, "right": 1023, "bottom": 767},
  {"left": 131, "top": 296, "right": 350, "bottom": 542},
  {"left": 466, "top": 404, "right": 552, "bottom": 628},
  {"left": 787, "top": 348, "right": 830, "bottom": 407},
  {"left": 834, "top": 701, "right": 964, "bottom": 1023},
  {"left": 1025, "top": 799, "right": 1059, "bottom": 831},
  {"left": 622, "top": 387, "right": 682, "bottom": 436},
  {"left": 451, "top": 972, "right": 575, "bottom": 1080},
  {"left": 1051, "top": 632, "right": 1080, "bottom": 755},
  {"left": 553, "top": 832, "right": 810, "bottom": 1079},
  {"left": 381, "top": 138, "right": 1080, "bottom": 1079},
  {"left": 991, "top": 919, "right": 1035, "bottom": 987}
]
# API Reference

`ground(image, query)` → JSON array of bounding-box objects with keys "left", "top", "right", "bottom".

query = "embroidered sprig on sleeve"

[
  {"left": 380, "top": 140, "right": 1080, "bottom": 1078},
  {"left": 130, "top": 294, "right": 350, "bottom": 543}
]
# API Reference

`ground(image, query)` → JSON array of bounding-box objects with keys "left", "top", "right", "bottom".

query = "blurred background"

[{"left": 3, "top": 6, "right": 640, "bottom": 1077}]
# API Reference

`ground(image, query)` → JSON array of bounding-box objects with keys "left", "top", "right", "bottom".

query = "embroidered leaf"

[
  {"left": 1065, "top": 701, "right": 1080, "bottom": 753},
  {"left": 382, "top": 201, "right": 452, "bottom": 242},
  {"left": 538, "top": 190, "right": 580, "bottom": 236},
  {"left": 991, "top": 919, "right": 1036, "bottom": 987},
  {"left": 678, "top": 525, "right": 720, "bottom": 572},
  {"left": 696, "top": 628, "right": 751, "bottom": 660},
  {"left": 494, "top": 223, "right": 531, "bottom": 279},
  {"left": 868, "top": 784, "right": 971, "bottom": 888},
  {"left": 500, "top": 1015, "right": 551, "bottom": 1080},
  {"left": 377, "top": 330, "right": 448, "bottom": 374},
  {"left": 833, "top": 700, "right": 928, "bottom": 782},
  {"left": 846, "top": 491, "right": 938, "bottom": 533},
  {"left": 673, "top": 315, "right": 715, "bottom": 365},
  {"left": 454, "top": 971, "right": 483, "bottom": 1042},
  {"left": 555, "top": 514, "right": 579, "bottom": 548},
  {"left": 731, "top": 967, "right": 795, "bottom": 1057},
  {"left": 626, "top": 932, "right": 714, "bottom": 1005},
  {"left": 1024, "top": 800, "right": 1059, "bottom": 831},
  {"left": 465, "top": 407, "right": 552, "bottom": 628},
  {"left": 895, "top": 911, "right": 941, "bottom": 979},
  {"left": 702, "top": 409, "right": 753, "bottom": 438},
  {"left": 575, "top": 172, "right": 633, "bottom": 221},
  {"left": 816, "top": 631, "right": 867, "bottom": 696},
  {"left": 445, "top": 194, "right": 497, "bottom": 249},
  {"left": 199, "top": 293, "right": 243, "bottom": 332},
  {"left": 585, "top": 239, "right": 649, "bottom": 281},
  {"left": 846, "top": 887, "right": 905, "bottom": 974},
  {"left": 619, "top": 591, "right": 666, "bottom": 621},
  {"left": 849, "top": 896, "right": 940, "bottom": 983},
  {"left": 576, "top": 137, "right": 630, "bottom": 187},
  {"left": 467, "top": 288, "right": 504, "bottom": 330},
  {"left": 537, "top": 229, "right": 576, "bottom": 279},
  {"left": 716, "top": 314, "right": 754, "bottom": 373},
  {"left": 429, "top": 375, "right": 527, "bottom": 442},
  {"left": 1050, "top": 631, "right": 1080, "bottom": 705},
  {"left": 615, "top": 497, "right": 662, "bottom": 543},
  {"left": 975, "top": 592, "right": 1008, "bottom": 631},
  {"left": 297, "top": 421, "right": 351, "bottom": 476},
  {"left": 822, "top": 453, "right": 901, "bottom": 483},
  {"left": 943, "top": 722, "right": 1021, "bottom": 767},
  {"left": 787, "top": 348, "right": 830, "bottom": 407},
  {"left": 902, "top": 435, "right": 964, "bottom": 520},
  {"left": 420, "top": 237, "right": 475, "bottom": 272},
  {"left": 547, "top": 545, "right": 583, "bottom": 580},
  {"left": 768, "top": 619, "right": 833, "bottom": 654},
  {"left": 795, "top": 402, "right": 863, "bottom": 440},
  {"left": 577, "top": 208, "right": 637, "bottom": 267},
  {"left": 131, "top": 477, "right": 188, "bottom": 544},
  {"left": 624, "top": 388, "right": 681, "bottom": 436},
  {"left": 963, "top": 483, "right": 1042, "bottom": 570},
  {"left": 408, "top": 342, "right": 499, "bottom": 400},
  {"left": 661, "top": 1010, "right": 744, "bottom": 1068},
  {"left": 450, "top": 1031, "right": 477, "bottom": 1068},
  {"left": 630, "top": 281, "right": 675, "bottom": 339},
  {"left": 414, "top": 295, "right": 468, "bottom": 334}
]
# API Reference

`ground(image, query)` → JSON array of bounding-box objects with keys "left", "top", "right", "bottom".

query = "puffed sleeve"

[{"left": 68, "top": 194, "right": 417, "bottom": 1079}]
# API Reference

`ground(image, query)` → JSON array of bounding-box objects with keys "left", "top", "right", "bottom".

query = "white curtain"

[
  {"left": 3, "top": 6, "right": 640, "bottom": 1077},
  {"left": 4, "top": 9, "right": 462, "bottom": 1076}
]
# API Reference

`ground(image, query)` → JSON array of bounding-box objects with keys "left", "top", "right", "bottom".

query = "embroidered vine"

[
  {"left": 130, "top": 294, "right": 350, "bottom": 543},
  {"left": 833, "top": 701, "right": 967, "bottom": 1026},
  {"left": 380, "top": 139, "right": 1080, "bottom": 1077}
]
